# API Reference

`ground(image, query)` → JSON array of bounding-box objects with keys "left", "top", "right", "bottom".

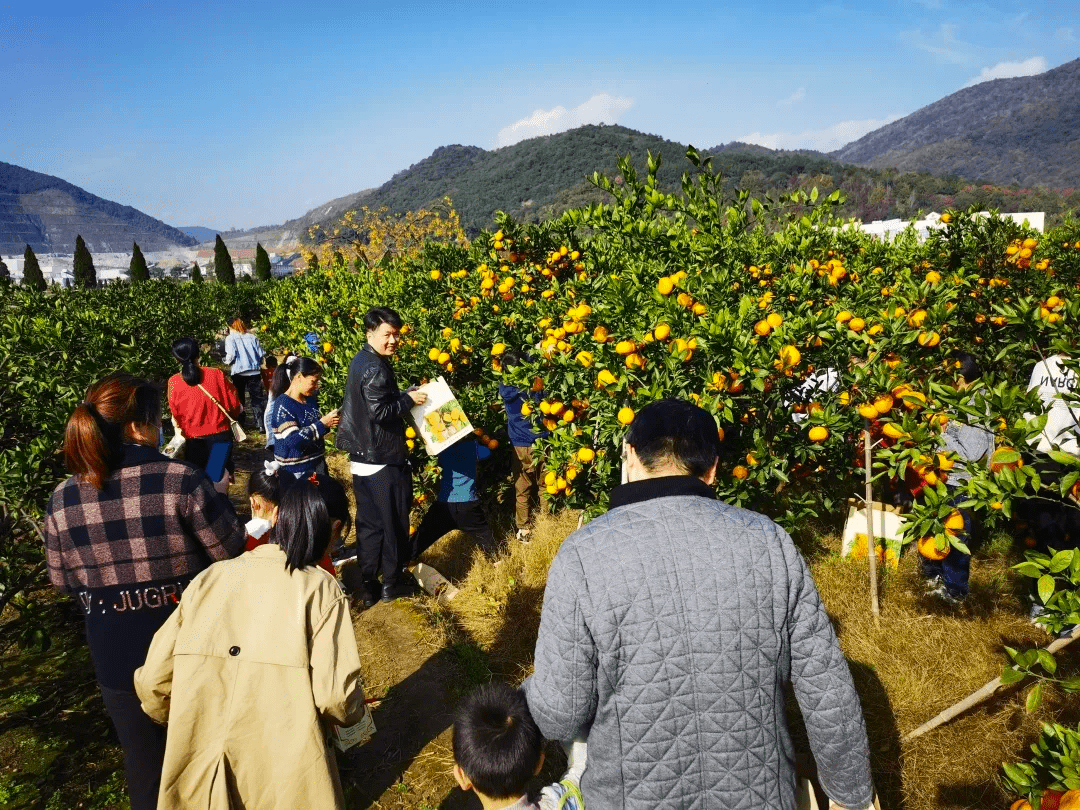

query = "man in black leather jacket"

[{"left": 336, "top": 307, "right": 427, "bottom": 606}]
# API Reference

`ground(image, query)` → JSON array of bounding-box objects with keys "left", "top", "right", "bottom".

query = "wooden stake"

[
  {"left": 903, "top": 625, "right": 1079, "bottom": 742},
  {"left": 864, "top": 424, "right": 880, "bottom": 620}
]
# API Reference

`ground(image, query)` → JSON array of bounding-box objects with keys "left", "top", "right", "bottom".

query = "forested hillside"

[
  {"left": 327, "top": 125, "right": 1078, "bottom": 237},
  {"left": 832, "top": 58, "right": 1080, "bottom": 189}
]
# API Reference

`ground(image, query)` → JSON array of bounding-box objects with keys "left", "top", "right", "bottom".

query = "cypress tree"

[
  {"left": 73, "top": 235, "right": 97, "bottom": 288},
  {"left": 129, "top": 241, "right": 149, "bottom": 282},
  {"left": 191, "top": 261, "right": 202, "bottom": 284},
  {"left": 23, "top": 245, "right": 45, "bottom": 291},
  {"left": 255, "top": 243, "right": 272, "bottom": 282},
  {"left": 213, "top": 235, "right": 236, "bottom": 285}
]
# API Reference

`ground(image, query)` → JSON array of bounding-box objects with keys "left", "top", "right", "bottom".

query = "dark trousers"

[
  {"left": 184, "top": 431, "right": 234, "bottom": 476},
  {"left": 413, "top": 500, "right": 497, "bottom": 560},
  {"left": 920, "top": 494, "right": 974, "bottom": 598},
  {"left": 232, "top": 372, "right": 266, "bottom": 430},
  {"left": 99, "top": 684, "right": 167, "bottom": 810},
  {"left": 353, "top": 464, "right": 412, "bottom": 587}
]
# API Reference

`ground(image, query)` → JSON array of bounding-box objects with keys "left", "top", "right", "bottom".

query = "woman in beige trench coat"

[{"left": 135, "top": 479, "right": 368, "bottom": 810}]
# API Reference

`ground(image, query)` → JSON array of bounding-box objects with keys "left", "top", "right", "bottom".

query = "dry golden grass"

[{"left": 420, "top": 512, "right": 1079, "bottom": 810}]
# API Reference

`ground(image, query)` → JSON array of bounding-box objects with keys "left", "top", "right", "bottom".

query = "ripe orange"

[
  {"left": 939, "top": 212, "right": 952, "bottom": 224},
  {"left": 487, "top": 439, "right": 499, "bottom": 450},
  {"left": 858, "top": 403, "right": 880, "bottom": 420},
  {"left": 615, "top": 340, "right": 636, "bottom": 355},
  {"left": 882, "top": 423, "right": 906, "bottom": 440},
  {"left": 753, "top": 319, "right": 771, "bottom": 337},
  {"left": 873, "top": 394, "right": 894, "bottom": 415},
  {"left": 717, "top": 426, "right": 725, "bottom": 442},
  {"left": 1010, "top": 799, "right": 1032, "bottom": 810},
  {"left": 943, "top": 511, "right": 965, "bottom": 534},
  {"left": 653, "top": 323, "right": 671, "bottom": 340},
  {"left": 766, "top": 312, "right": 783, "bottom": 328},
  {"left": 491, "top": 343, "right": 506, "bottom": 356},
  {"left": 576, "top": 351, "right": 594, "bottom": 367},
  {"left": 918, "top": 536, "right": 950, "bottom": 560},
  {"left": 577, "top": 447, "right": 596, "bottom": 463},
  {"left": 437, "top": 351, "right": 450, "bottom": 365},
  {"left": 836, "top": 310, "right": 853, "bottom": 324},
  {"left": 1058, "top": 789, "right": 1080, "bottom": 809},
  {"left": 808, "top": 425, "right": 829, "bottom": 443},
  {"left": 732, "top": 465, "right": 749, "bottom": 480},
  {"left": 427, "top": 348, "right": 441, "bottom": 361},
  {"left": 777, "top": 345, "right": 801, "bottom": 369},
  {"left": 593, "top": 325, "right": 610, "bottom": 343},
  {"left": 617, "top": 406, "right": 634, "bottom": 425},
  {"left": 597, "top": 369, "right": 618, "bottom": 386},
  {"left": 907, "top": 309, "right": 928, "bottom": 327},
  {"left": 657, "top": 277, "right": 675, "bottom": 295},
  {"left": 925, "top": 270, "right": 942, "bottom": 284}
]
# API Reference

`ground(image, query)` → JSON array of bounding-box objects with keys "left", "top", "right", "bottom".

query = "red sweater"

[{"left": 168, "top": 367, "right": 242, "bottom": 439}]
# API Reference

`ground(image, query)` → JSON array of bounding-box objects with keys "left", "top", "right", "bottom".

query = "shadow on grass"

[{"left": 0, "top": 599, "right": 126, "bottom": 809}]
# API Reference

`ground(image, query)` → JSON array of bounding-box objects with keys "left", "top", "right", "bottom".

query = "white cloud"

[
  {"left": 496, "top": 94, "right": 635, "bottom": 148},
  {"left": 738, "top": 114, "right": 903, "bottom": 153},
  {"left": 1054, "top": 27, "right": 1075, "bottom": 43},
  {"left": 963, "top": 56, "right": 1047, "bottom": 87},
  {"left": 778, "top": 87, "right": 806, "bottom": 106}
]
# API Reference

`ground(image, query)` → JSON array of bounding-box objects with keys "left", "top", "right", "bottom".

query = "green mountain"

[
  {"left": 0, "top": 161, "right": 196, "bottom": 254},
  {"left": 310, "top": 124, "right": 1077, "bottom": 237},
  {"left": 831, "top": 58, "right": 1080, "bottom": 189}
]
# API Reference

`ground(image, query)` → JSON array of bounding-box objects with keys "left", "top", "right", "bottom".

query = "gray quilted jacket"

[{"left": 525, "top": 476, "right": 874, "bottom": 810}]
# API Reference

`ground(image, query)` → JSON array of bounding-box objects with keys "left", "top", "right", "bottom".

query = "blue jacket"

[
  {"left": 436, "top": 439, "right": 491, "bottom": 503},
  {"left": 270, "top": 395, "right": 327, "bottom": 477},
  {"left": 224, "top": 331, "right": 265, "bottom": 376},
  {"left": 499, "top": 383, "right": 548, "bottom": 447}
]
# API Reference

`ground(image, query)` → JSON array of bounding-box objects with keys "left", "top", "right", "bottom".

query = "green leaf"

[
  {"left": 1027, "top": 681, "right": 1043, "bottom": 713},
  {"left": 1002, "top": 761, "right": 1032, "bottom": 786},
  {"left": 1036, "top": 650, "right": 1058, "bottom": 675},
  {"left": 1039, "top": 574, "right": 1056, "bottom": 604},
  {"left": 1001, "top": 665, "right": 1026, "bottom": 684},
  {"left": 1048, "top": 550, "right": 1075, "bottom": 573},
  {"left": 1060, "top": 676, "right": 1080, "bottom": 692}
]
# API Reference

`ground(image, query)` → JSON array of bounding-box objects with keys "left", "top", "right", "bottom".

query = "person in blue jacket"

[
  {"left": 412, "top": 436, "right": 497, "bottom": 561},
  {"left": 498, "top": 350, "right": 548, "bottom": 540}
]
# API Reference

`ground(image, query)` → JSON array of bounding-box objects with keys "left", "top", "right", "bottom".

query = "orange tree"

[
  {"left": 256, "top": 150, "right": 1080, "bottom": 554},
  {"left": 1, "top": 279, "right": 258, "bottom": 648}
]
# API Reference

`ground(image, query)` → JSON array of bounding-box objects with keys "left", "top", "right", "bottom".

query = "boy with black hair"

[{"left": 453, "top": 682, "right": 584, "bottom": 810}]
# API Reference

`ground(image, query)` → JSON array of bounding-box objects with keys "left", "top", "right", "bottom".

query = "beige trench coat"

[{"left": 134, "top": 544, "right": 366, "bottom": 810}]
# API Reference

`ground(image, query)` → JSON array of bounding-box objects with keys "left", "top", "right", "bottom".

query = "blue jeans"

[{"left": 920, "top": 493, "right": 973, "bottom": 598}]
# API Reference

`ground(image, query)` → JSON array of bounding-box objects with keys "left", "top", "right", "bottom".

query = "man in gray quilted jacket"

[{"left": 525, "top": 399, "right": 875, "bottom": 810}]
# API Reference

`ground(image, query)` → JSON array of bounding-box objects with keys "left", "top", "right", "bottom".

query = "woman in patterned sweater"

[
  {"left": 44, "top": 372, "right": 244, "bottom": 810},
  {"left": 268, "top": 356, "right": 340, "bottom": 477}
]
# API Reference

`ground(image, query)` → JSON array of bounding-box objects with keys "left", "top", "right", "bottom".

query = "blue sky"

[{"left": 3, "top": 0, "right": 1077, "bottom": 230}]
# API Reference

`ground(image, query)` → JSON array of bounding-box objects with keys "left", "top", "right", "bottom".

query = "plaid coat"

[{"left": 45, "top": 443, "right": 244, "bottom": 687}]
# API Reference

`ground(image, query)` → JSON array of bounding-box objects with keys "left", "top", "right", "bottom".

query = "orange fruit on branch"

[{"left": 918, "top": 536, "right": 950, "bottom": 560}]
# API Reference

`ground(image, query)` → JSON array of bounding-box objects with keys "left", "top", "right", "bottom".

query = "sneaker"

[
  {"left": 922, "top": 575, "right": 944, "bottom": 593},
  {"left": 928, "top": 584, "right": 965, "bottom": 605}
]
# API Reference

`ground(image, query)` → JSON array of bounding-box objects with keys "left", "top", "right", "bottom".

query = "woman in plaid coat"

[{"left": 44, "top": 372, "right": 245, "bottom": 810}]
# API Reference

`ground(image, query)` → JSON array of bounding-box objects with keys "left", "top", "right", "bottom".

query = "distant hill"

[
  {"left": 195, "top": 187, "right": 378, "bottom": 251},
  {"left": 272, "top": 124, "right": 1077, "bottom": 240},
  {"left": 0, "top": 162, "right": 196, "bottom": 254},
  {"left": 178, "top": 226, "right": 222, "bottom": 243},
  {"left": 831, "top": 58, "right": 1080, "bottom": 189}
]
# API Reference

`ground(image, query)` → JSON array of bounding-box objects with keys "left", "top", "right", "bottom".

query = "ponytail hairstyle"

[
  {"left": 270, "top": 479, "right": 331, "bottom": 572},
  {"left": 171, "top": 337, "right": 203, "bottom": 386},
  {"left": 229, "top": 316, "right": 248, "bottom": 334},
  {"left": 270, "top": 355, "right": 322, "bottom": 398},
  {"left": 65, "top": 372, "right": 162, "bottom": 490},
  {"left": 248, "top": 459, "right": 294, "bottom": 505}
]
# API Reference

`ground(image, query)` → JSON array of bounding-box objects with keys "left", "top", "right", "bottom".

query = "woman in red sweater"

[{"left": 167, "top": 337, "right": 243, "bottom": 476}]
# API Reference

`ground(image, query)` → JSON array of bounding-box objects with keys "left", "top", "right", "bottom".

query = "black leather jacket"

[{"left": 335, "top": 345, "right": 414, "bottom": 464}]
